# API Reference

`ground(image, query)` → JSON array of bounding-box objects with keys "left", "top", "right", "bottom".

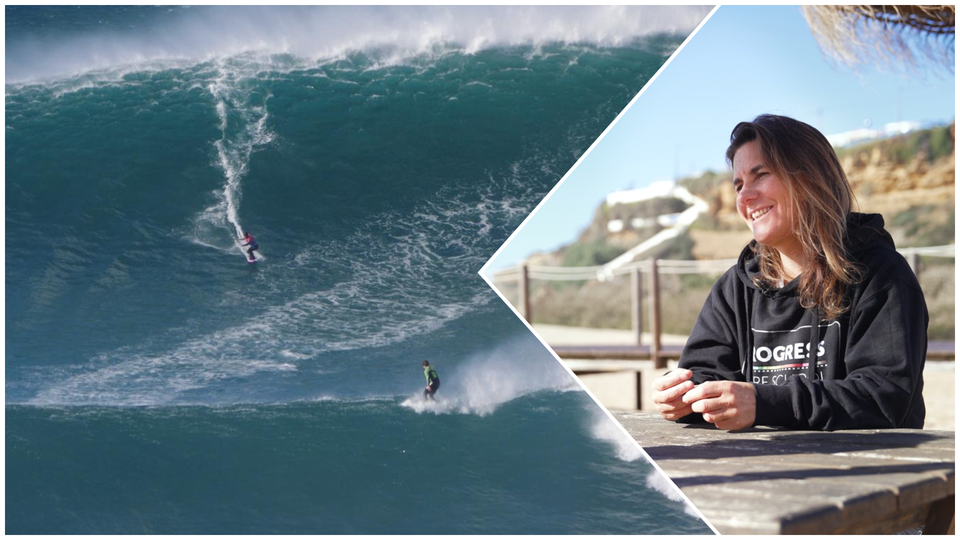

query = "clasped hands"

[{"left": 652, "top": 368, "right": 756, "bottom": 431}]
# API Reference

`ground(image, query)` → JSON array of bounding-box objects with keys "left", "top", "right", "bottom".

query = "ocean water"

[{"left": 6, "top": 6, "right": 714, "bottom": 534}]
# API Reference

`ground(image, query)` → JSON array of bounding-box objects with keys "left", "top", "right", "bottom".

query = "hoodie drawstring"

[
  {"left": 744, "top": 289, "right": 755, "bottom": 382},
  {"left": 808, "top": 307, "right": 821, "bottom": 381}
]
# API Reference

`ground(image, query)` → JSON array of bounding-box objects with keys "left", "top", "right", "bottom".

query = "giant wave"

[{"left": 6, "top": 5, "right": 711, "bottom": 535}]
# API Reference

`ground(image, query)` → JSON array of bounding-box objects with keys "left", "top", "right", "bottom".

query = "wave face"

[
  {"left": 5, "top": 5, "right": 712, "bottom": 535},
  {"left": 6, "top": 393, "right": 706, "bottom": 534}
]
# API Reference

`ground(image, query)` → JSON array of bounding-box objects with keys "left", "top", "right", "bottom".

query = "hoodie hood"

[{"left": 844, "top": 212, "right": 896, "bottom": 255}]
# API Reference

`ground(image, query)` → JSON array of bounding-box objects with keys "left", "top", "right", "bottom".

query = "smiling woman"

[
  {"left": 728, "top": 115, "right": 859, "bottom": 320},
  {"left": 732, "top": 141, "right": 804, "bottom": 277},
  {"left": 652, "top": 114, "right": 929, "bottom": 432}
]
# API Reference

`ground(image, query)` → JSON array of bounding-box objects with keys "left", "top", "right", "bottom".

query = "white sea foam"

[
  {"left": 27, "top": 174, "right": 536, "bottom": 406},
  {"left": 7, "top": 6, "right": 711, "bottom": 84},
  {"left": 26, "top": 170, "right": 547, "bottom": 407},
  {"left": 28, "top": 348, "right": 301, "bottom": 407}
]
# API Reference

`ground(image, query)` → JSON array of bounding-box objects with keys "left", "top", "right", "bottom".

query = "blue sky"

[{"left": 483, "top": 5, "right": 956, "bottom": 272}]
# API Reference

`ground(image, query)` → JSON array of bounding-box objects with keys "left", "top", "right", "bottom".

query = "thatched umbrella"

[{"left": 802, "top": 5, "right": 955, "bottom": 72}]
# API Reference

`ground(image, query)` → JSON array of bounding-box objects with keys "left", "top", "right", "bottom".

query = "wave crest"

[{"left": 6, "top": 6, "right": 711, "bottom": 83}]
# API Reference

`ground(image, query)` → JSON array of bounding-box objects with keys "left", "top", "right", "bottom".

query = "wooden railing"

[{"left": 491, "top": 245, "right": 955, "bottom": 368}]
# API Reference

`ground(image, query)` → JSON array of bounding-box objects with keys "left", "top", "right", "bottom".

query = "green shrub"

[
  {"left": 647, "top": 230, "right": 695, "bottom": 260},
  {"left": 890, "top": 205, "right": 955, "bottom": 247},
  {"left": 561, "top": 240, "right": 625, "bottom": 267},
  {"left": 836, "top": 124, "right": 955, "bottom": 164},
  {"left": 917, "top": 260, "right": 955, "bottom": 341}
]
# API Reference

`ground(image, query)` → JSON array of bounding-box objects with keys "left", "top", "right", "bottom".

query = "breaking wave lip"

[
  {"left": 646, "top": 470, "right": 700, "bottom": 518},
  {"left": 581, "top": 407, "right": 701, "bottom": 517},
  {"left": 585, "top": 406, "right": 646, "bottom": 462},
  {"left": 8, "top": 35, "right": 660, "bottom": 101},
  {"left": 6, "top": 6, "right": 711, "bottom": 83}
]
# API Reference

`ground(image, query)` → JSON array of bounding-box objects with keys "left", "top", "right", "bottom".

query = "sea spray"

[
  {"left": 6, "top": 6, "right": 712, "bottom": 83},
  {"left": 401, "top": 335, "right": 578, "bottom": 415}
]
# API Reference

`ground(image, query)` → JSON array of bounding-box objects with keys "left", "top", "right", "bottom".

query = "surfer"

[
  {"left": 240, "top": 232, "right": 259, "bottom": 262},
  {"left": 422, "top": 360, "right": 440, "bottom": 400}
]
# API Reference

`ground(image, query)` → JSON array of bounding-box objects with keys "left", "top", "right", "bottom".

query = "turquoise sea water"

[{"left": 6, "top": 6, "right": 713, "bottom": 534}]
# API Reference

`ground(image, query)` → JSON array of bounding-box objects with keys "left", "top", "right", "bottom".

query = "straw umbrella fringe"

[{"left": 802, "top": 5, "right": 955, "bottom": 72}]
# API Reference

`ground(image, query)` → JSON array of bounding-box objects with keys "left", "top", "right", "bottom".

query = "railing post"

[
  {"left": 636, "top": 371, "right": 643, "bottom": 410},
  {"left": 519, "top": 263, "right": 531, "bottom": 322},
  {"left": 631, "top": 265, "right": 643, "bottom": 346},
  {"left": 649, "top": 258, "right": 664, "bottom": 368},
  {"left": 908, "top": 252, "right": 921, "bottom": 278}
]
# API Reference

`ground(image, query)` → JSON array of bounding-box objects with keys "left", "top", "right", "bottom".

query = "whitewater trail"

[{"left": 192, "top": 58, "right": 275, "bottom": 258}]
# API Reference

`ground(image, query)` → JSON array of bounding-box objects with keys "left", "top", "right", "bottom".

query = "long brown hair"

[{"left": 726, "top": 114, "right": 861, "bottom": 320}]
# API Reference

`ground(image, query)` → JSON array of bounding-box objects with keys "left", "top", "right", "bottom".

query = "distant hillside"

[{"left": 545, "top": 123, "right": 954, "bottom": 265}]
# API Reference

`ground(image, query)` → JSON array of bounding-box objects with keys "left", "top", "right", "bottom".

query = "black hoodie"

[{"left": 678, "top": 213, "right": 927, "bottom": 430}]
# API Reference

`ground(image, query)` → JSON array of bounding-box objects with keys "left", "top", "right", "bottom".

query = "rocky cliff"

[{"left": 684, "top": 123, "right": 955, "bottom": 259}]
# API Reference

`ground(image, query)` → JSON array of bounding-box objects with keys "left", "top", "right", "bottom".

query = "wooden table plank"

[
  {"left": 681, "top": 479, "right": 897, "bottom": 534},
  {"left": 615, "top": 412, "right": 955, "bottom": 534}
]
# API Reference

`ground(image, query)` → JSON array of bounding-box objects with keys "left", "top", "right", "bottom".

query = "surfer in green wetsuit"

[{"left": 422, "top": 360, "right": 440, "bottom": 400}]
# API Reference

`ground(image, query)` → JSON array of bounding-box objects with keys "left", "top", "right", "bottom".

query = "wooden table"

[{"left": 613, "top": 412, "right": 955, "bottom": 535}]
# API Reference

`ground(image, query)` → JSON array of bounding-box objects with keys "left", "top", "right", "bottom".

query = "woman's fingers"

[{"left": 652, "top": 369, "right": 693, "bottom": 392}]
